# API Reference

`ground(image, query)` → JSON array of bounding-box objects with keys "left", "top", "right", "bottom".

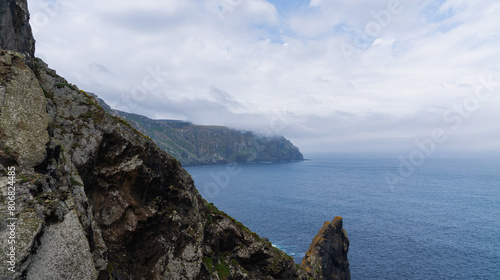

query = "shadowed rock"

[{"left": 0, "top": 0, "right": 35, "bottom": 59}]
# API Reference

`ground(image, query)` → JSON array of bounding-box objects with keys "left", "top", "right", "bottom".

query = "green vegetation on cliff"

[{"left": 96, "top": 98, "right": 304, "bottom": 166}]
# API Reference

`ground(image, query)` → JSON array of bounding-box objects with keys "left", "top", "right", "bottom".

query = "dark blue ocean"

[{"left": 186, "top": 155, "right": 500, "bottom": 279}]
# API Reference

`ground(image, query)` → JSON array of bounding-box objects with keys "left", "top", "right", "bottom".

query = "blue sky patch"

[{"left": 422, "top": 0, "right": 457, "bottom": 23}]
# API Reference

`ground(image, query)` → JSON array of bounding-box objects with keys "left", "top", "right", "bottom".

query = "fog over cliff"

[{"left": 29, "top": 0, "right": 500, "bottom": 155}]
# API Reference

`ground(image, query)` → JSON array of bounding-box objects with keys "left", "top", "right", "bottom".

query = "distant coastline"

[{"left": 93, "top": 94, "right": 304, "bottom": 166}]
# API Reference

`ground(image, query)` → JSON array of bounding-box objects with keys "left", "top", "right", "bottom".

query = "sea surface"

[{"left": 186, "top": 155, "right": 500, "bottom": 279}]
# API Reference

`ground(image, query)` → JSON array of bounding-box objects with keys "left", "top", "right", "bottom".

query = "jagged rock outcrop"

[
  {"left": 0, "top": 50, "right": 313, "bottom": 280},
  {"left": 0, "top": 3, "right": 349, "bottom": 279},
  {"left": 97, "top": 100, "right": 304, "bottom": 167},
  {"left": 301, "top": 217, "right": 351, "bottom": 280},
  {"left": 0, "top": 0, "right": 35, "bottom": 59}
]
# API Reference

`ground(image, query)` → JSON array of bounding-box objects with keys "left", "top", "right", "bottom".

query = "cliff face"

[
  {"left": 98, "top": 103, "right": 304, "bottom": 167},
  {"left": 0, "top": 52, "right": 309, "bottom": 280},
  {"left": 0, "top": 4, "right": 350, "bottom": 279},
  {"left": 0, "top": 0, "right": 35, "bottom": 58}
]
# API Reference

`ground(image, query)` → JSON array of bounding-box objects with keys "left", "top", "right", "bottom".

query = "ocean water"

[{"left": 186, "top": 156, "right": 500, "bottom": 279}]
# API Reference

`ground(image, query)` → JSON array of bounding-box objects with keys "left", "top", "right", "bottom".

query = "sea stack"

[{"left": 302, "top": 216, "right": 351, "bottom": 280}]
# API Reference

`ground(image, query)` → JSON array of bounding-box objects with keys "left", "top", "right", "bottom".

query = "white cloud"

[
  {"left": 309, "top": 0, "right": 323, "bottom": 8},
  {"left": 372, "top": 37, "right": 395, "bottom": 46},
  {"left": 28, "top": 0, "right": 500, "bottom": 154},
  {"left": 241, "top": 0, "right": 279, "bottom": 23}
]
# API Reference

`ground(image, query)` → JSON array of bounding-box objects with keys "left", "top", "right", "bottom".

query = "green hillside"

[{"left": 96, "top": 97, "right": 303, "bottom": 166}]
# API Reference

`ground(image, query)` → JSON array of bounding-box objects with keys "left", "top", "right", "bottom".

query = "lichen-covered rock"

[
  {"left": 26, "top": 210, "right": 97, "bottom": 280},
  {"left": 301, "top": 217, "right": 351, "bottom": 280},
  {"left": 0, "top": 50, "right": 49, "bottom": 168},
  {"left": 0, "top": 176, "right": 42, "bottom": 280}
]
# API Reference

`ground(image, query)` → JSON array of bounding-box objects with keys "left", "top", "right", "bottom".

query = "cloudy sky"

[{"left": 29, "top": 0, "right": 500, "bottom": 155}]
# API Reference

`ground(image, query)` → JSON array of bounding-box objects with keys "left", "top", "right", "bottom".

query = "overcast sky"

[{"left": 29, "top": 0, "right": 500, "bottom": 155}]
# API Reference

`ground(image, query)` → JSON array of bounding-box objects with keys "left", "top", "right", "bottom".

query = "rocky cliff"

[
  {"left": 97, "top": 100, "right": 304, "bottom": 167},
  {"left": 0, "top": 51, "right": 309, "bottom": 280},
  {"left": 0, "top": 0, "right": 35, "bottom": 60},
  {"left": 0, "top": 3, "right": 350, "bottom": 279}
]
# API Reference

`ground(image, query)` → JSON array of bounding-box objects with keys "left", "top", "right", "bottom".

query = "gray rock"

[
  {"left": 26, "top": 210, "right": 97, "bottom": 280},
  {"left": 0, "top": 177, "right": 43, "bottom": 280},
  {"left": 0, "top": 0, "right": 35, "bottom": 59},
  {"left": 0, "top": 51, "right": 49, "bottom": 168}
]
